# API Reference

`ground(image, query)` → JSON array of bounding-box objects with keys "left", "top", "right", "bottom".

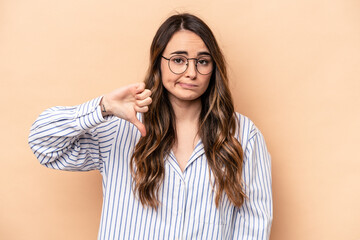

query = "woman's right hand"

[{"left": 100, "top": 82, "right": 152, "bottom": 136}]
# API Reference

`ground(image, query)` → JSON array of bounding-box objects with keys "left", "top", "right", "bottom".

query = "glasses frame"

[{"left": 161, "top": 55, "right": 213, "bottom": 75}]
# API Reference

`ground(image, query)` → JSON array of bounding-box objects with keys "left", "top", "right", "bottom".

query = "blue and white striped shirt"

[{"left": 28, "top": 96, "right": 273, "bottom": 239}]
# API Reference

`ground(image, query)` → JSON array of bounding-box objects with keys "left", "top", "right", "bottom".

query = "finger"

[
  {"left": 134, "top": 105, "right": 149, "bottom": 113},
  {"left": 136, "top": 97, "right": 152, "bottom": 107},
  {"left": 131, "top": 117, "right": 146, "bottom": 136},
  {"left": 135, "top": 89, "right": 152, "bottom": 100},
  {"left": 135, "top": 82, "right": 146, "bottom": 94}
]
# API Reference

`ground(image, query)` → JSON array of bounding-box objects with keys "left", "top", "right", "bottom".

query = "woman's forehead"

[{"left": 164, "top": 30, "right": 209, "bottom": 55}]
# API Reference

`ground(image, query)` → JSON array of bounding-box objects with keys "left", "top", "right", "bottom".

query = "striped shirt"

[{"left": 28, "top": 96, "right": 273, "bottom": 240}]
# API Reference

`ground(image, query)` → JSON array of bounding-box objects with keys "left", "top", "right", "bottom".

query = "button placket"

[{"left": 178, "top": 179, "right": 187, "bottom": 240}]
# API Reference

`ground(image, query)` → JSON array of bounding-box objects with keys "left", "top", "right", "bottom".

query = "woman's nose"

[{"left": 185, "top": 60, "right": 197, "bottom": 79}]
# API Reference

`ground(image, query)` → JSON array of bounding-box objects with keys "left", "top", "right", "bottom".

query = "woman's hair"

[{"left": 130, "top": 13, "right": 246, "bottom": 209}]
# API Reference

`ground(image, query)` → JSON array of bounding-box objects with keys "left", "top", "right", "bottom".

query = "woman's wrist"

[{"left": 100, "top": 96, "right": 111, "bottom": 117}]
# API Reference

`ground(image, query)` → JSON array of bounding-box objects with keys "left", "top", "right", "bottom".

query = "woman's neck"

[
  {"left": 169, "top": 96, "right": 202, "bottom": 166},
  {"left": 169, "top": 97, "right": 202, "bottom": 123}
]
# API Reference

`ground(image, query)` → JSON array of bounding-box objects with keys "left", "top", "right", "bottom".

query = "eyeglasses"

[{"left": 161, "top": 55, "right": 213, "bottom": 75}]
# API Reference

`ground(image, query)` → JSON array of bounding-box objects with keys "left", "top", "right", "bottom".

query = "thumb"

[{"left": 131, "top": 117, "right": 146, "bottom": 137}]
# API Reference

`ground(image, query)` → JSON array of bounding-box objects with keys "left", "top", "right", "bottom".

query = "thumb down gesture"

[{"left": 100, "top": 82, "right": 152, "bottom": 136}]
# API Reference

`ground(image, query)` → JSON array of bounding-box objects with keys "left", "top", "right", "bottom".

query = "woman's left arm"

[{"left": 233, "top": 128, "right": 273, "bottom": 240}]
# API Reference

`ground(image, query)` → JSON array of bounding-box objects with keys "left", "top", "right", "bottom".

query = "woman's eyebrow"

[
  {"left": 197, "top": 51, "right": 211, "bottom": 56},
  {"left": 170, "top": 51, "right": 211, "bottom": 56},
  {"left": 170, "top": 50, "right": 188, "bottom": 55}
]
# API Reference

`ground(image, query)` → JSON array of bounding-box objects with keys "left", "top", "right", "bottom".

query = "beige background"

[{"left": 1, "top": 0, "right": 359, "bottom": 239}]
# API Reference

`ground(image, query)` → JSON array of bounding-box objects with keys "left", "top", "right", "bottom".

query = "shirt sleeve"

[
  {"left": 28, "top": 96, "right": 119, "bottom": 173},
  {"left": 232, "top": 127, "right": 273, "bottom": 239}
]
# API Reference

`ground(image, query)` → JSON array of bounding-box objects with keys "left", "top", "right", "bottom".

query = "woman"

[{"left": 29, "top": 13, "right": 272, "bottom": 239}]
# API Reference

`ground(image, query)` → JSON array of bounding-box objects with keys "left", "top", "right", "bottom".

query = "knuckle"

[
  {"left": 144, "top": 89, "right": 151, "bottom": 96},
  {"left": 137, "top": 100, "right": 145, "bottom": 107}
]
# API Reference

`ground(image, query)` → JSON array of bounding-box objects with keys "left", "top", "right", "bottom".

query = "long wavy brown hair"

[{"left": 130, "top": 13, "right": 246, "bottom": 209}]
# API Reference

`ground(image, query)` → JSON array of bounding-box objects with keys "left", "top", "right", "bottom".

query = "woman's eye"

[
  {"left": 171, "top": 56, "right": 186, "bottom": 65},
  {"left": 198, "top": 59, "right": 209, "bottom": 65}
]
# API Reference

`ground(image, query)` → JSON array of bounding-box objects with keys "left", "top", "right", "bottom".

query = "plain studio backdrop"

[{"left": 0, "top": 0, "right": 359, "bottom": 239}]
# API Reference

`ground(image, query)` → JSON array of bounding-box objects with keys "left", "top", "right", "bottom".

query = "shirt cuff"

[{"left": 75, "top": 96, "right": 107, "bottom": 130}]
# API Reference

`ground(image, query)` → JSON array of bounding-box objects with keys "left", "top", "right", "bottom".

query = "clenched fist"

[{"left": 100, "top": 82, "right": 152, "bottom": 136}]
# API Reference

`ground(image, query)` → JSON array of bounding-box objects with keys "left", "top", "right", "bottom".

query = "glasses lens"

[
  {"left": 196, "top": 56, "right": 213, "bottom": 75},
  {"left": 169, "top": 56, "right": 188, "bottom": 74}
]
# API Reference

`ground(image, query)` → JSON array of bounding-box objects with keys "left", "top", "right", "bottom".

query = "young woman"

[{"left": 29, "top": 13, "right": 272, "bottom": 239}]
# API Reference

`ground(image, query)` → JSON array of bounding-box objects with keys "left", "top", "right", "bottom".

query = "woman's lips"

[{"left": 178, "top": 82, "right": 197, "bottom": 88}]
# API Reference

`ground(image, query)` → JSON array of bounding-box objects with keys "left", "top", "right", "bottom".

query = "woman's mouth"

[{"left": 178, "top": 82, "right": 197, "bottom": 89}]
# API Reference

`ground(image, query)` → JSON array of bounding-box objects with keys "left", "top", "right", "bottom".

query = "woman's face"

[{"left": 160, "top": 30, "right": 212, "bottom": 105}]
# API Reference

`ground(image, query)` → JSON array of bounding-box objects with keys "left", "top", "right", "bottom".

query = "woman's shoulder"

[{"left": 234, "top": 112, "right": 261, "bottom": 148}]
